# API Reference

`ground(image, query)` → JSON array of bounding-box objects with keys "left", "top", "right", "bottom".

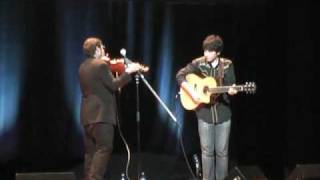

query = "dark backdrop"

[{"left": 0, "top": 0, "right": 319, "bottom": 179}]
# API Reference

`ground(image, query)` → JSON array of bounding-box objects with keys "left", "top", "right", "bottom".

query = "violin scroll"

[
  {"left": 125, "top": 62, "right": 149, "bottom": 74},
  {"left": 136, "top": 63, "right": 149, "bottom": 72}
]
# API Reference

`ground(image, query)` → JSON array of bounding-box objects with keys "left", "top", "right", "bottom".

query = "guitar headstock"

[{"left": 243, "top": 82, "right": 257, "bottom": 94}]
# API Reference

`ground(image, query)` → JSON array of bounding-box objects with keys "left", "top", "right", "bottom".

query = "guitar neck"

[{"left": 209, "top": 85, "right": 244, "bottom": 94}]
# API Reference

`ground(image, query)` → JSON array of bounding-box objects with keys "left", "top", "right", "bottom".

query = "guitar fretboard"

[{"left": 209, "top": 86, "right": 244, "bottom": 94}]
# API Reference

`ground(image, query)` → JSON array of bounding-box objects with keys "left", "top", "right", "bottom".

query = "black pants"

[{"left": 83, "top": 122, "right": 114, "bottom": 180}]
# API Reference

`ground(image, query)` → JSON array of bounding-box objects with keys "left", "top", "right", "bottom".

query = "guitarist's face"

[{"left": 204, "top": 50, "right": 219, "bottom": 62}]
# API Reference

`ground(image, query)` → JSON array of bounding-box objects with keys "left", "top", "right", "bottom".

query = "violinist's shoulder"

[{"left": 95, "top": 59, "right": 108, "bottom": 68}]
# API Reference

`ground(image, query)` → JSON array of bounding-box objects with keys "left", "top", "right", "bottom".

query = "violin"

[
  {"left": 105, "top": 58, "right": 149, "bottom": 75},
  {"left": 108, "top": 58, "right": 126, "bottom": 74}
]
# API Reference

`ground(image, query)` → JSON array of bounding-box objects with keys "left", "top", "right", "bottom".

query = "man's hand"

[
  {"left": 101, "top": 54, "right": 110, "bottom": 62},
  {"left": 191, "top": 92, "right": 201, "bottom": 103},
  {"left": 181, "top": 81, "right": 200, "bottom": 102},
  {"left": 125, "top": 63, "right": 141, "bottom": 74},
  {"left": 228, "top": 84, "right": 238, "bottom": 95}
]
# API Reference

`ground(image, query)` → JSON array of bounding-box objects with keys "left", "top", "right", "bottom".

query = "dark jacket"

[
  {"left": 79, "top": 58, "right": 132, "bottom": 126},
  {"left": 176, "top": 56, "right": 236, "bottom": 124}
]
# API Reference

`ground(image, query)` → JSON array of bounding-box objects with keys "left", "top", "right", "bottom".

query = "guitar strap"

[
  {"left": 208, "top": 58, "right": 224, "bottom": 105},
  {"left": 217, "top": 58, "right": 224, "bottom": 86}
]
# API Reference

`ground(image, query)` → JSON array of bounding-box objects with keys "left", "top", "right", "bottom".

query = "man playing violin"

[{"left": 79, "top": 37, "right": 141, "bottom": 180}]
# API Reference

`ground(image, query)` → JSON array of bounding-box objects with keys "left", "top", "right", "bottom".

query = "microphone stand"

[
  {"left": 121, "top": 49, "right": 177, "bottom": 123},
  {"left": 122, "top": 49, "right": 178, "bottom": 180},
  {"left": 122, "top": 52, "right": 144, "bottom": 179},
  {"left": 133, "top": 72, "right": 179, "bottom": 180},
  {"left": 137, "top": 72, "right": 178, "bottom": 123},
  {"left": 135, "top": 73, "right": 142, "bottom": 179},
  {"left": 136, "top": 71, "right": 200, "bottom": 180}
]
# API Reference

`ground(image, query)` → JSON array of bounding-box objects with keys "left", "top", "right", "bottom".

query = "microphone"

[
  {"left": 120, "top": 48, "right": 126, "bottom": 57},
  {"left": 120, "top": 48, "right": 132, "bottom": 65},
  {"left": 120, "top": 48, "right": 149, "bottom": 74}
]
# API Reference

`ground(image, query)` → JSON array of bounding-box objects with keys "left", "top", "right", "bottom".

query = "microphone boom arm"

[
  {"left": 120, "top": 48, "right": 177, "bottom": 123},
  {"left": 138, "top": 73, "right": 178, "bottom": 123}
]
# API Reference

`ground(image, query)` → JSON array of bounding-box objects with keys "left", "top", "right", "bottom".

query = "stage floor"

[{"left": 73, "top": 153, "right": 193, "bottom": 180}]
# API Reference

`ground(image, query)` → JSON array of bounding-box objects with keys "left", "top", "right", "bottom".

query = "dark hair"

[
  {"left": 83, "top": 37, "right": 103, "bottom": 58},
  {"left": 202, "top": 34, "right": 223, "bottom": 53}
]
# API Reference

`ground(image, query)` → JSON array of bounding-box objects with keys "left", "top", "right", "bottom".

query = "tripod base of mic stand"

[{"left": 138, "top": 171, "right": 146, "bottom": 180}]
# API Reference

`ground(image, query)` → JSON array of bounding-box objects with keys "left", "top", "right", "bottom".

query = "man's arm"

[
  {"left": 176, "top": 62, "right": 201, "bottom": 101},
  {"left": 99, "top": 62, "right": 132, "bottom": 92}
]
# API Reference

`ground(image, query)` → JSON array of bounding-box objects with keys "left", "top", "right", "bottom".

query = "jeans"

[
  {"left": 198, "top": 119, "right": 231, "bottom": 180},
  {"left": 83, "top": 123, "right": 114, "bottom": 180}
]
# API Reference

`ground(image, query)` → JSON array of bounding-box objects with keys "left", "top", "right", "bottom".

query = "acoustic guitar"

[{"left": 179, "top": 73, "right": 256, "bottom": 110}]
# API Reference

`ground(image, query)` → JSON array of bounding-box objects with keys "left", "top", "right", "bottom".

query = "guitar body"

[
  {"left": 180, "top": 74, "right": 218, "bottom": 110},
  {"left": 180, "top": 74, "right": 256, "bottom": 110}
]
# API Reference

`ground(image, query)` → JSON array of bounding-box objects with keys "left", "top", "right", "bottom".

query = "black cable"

[
  {"left": 174, "top": 93, "right": 198, "bottom": 180},
  {"left": 116, "top": 111, "right": 131, "bottom": 180},
  {"left": 115, "top": 78, "right": 132, "bottom": 180},
  {"left": 177, "top": 123, "right": 198, "bottom": 180},
  {"left": 115, "top": 70, "right": 198, "bottom": 180}
]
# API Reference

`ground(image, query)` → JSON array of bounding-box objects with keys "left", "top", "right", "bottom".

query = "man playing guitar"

[{"left": 176, "top": 34, "right": 237, "bottom": 180}]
